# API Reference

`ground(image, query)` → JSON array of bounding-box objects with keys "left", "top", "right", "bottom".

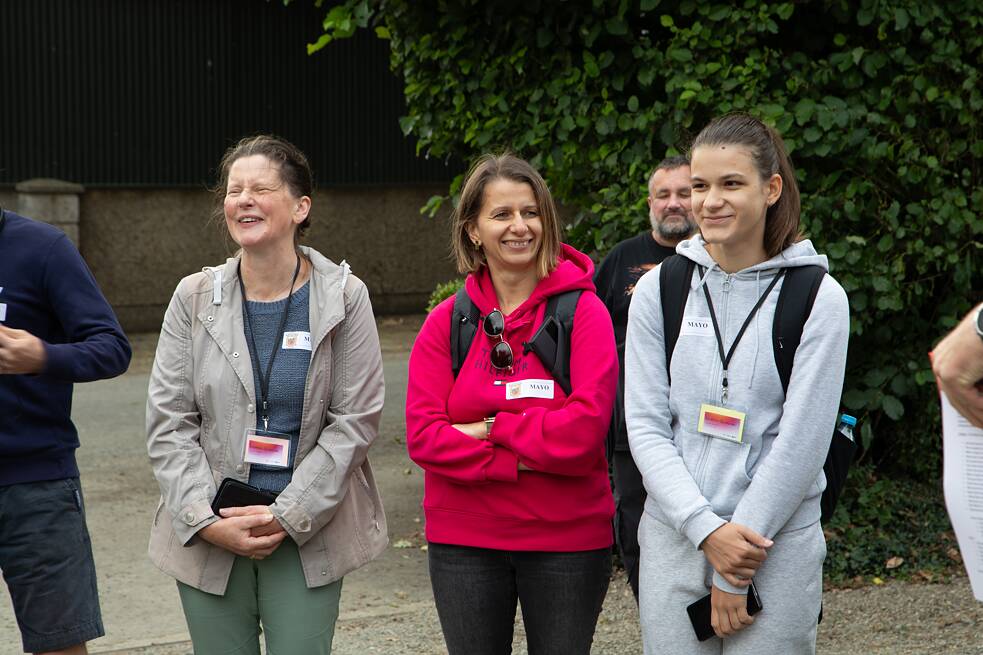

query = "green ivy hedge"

[{"left": 307, "top": 0, "right": 982, "bottom": 576}]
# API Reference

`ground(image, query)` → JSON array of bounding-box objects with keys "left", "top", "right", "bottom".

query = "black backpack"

[
  {"left": 659, "top": 255, "right": 856, "bottom": 523},
  {"left": 450, "top": 287, "right": 582, "bottom": 395}
]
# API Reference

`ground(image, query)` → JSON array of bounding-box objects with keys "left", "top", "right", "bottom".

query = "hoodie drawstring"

[{"left": 748, "top": 270, "right": 762, "bottom": 390}]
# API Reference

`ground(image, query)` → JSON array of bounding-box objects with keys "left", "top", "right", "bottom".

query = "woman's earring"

[{"left": 472, "top": 239, "right": 482, "bottom": 249}]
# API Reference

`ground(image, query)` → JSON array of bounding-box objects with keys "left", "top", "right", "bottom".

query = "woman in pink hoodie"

[{"left": 406, "top": 154, "right": 618, "bottom": 655}]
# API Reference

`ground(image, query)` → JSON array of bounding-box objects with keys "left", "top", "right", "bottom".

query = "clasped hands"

[
  {"left": 700, "top": 522, "right": 773, "bottom": 639},
  {"left": 199, "top": 505, "right": 287, "bottom": 560},
  {"left": 452, "top": 419, "right": 533, "bottom": 471}
]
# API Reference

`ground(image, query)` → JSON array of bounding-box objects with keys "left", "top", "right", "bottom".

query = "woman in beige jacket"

[{"left": 146, "top": 135, "right": 387, "bottom": 654}]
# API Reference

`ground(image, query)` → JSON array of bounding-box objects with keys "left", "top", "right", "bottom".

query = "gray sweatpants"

[{"left": 638, "top": 512, "right": 825, "bottom": 655}]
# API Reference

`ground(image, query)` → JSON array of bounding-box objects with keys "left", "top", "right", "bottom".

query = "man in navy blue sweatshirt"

[{"left": 0, "top": 208, "right": 131, "bottom": 655}]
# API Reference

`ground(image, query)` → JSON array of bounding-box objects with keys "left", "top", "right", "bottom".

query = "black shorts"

[{"left": 0, "top": 477, "right": 104, "bottom": 652}]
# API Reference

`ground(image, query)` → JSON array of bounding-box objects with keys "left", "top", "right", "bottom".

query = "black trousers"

[
  {"left": 612, "top": 448, "right": 646, "bottom": 600},
  {"left": 428, "top": 543, "right": 611, "bottom": 655}
]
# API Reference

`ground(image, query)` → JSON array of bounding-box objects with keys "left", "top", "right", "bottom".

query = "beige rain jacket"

[{"left": 146, "top": 246, "right": 387, "bottom": 595}]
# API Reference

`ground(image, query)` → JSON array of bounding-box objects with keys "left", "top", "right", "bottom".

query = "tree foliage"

[{"left": 310, "top": 1, "right": 981, "bottom": 493}]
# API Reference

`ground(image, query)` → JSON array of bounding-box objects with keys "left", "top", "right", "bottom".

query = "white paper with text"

[{"left": 942, "top": 391, "right": 983, "bottom": 601}]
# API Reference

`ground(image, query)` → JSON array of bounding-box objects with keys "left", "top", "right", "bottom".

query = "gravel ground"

[
  {"left": 35, "top": 320, "right": 983, "bottom": 654},
  {"left": 99, "top": 572, "right": 983, "bottom": 654}
]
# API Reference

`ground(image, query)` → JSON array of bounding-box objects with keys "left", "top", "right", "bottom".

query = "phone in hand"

[
  {"left": 686, "top": 580, "right": 762, "bottom": 642},
  {"left": 210, "top": 478, "right": 277, "bottom": 514}
]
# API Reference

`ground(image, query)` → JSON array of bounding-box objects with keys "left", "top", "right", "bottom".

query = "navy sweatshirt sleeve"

[{"left": 38, "top": 232, "right": 132, "bottom": 381}]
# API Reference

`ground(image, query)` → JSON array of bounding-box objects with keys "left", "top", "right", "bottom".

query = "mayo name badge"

[
  {"left": 282, "top": 331, "right": 312, "bottom": 351},
  {"left": 506, "top": 379, "right": 555, "bottom": 400},
  {"left": 679, "top": 317, "right": 713, "bottom": 337}
]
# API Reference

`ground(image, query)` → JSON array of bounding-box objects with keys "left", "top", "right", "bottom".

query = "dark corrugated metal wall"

[{"left": 0, "top": 0, "right": 451, "bottom": 187}]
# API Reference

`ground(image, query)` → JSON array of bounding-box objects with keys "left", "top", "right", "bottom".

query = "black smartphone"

[
  {"left": 686, "top": 580, "right": 763, "bottom": 642},
  {"left": 210, "top": 478, "right": 277, "bottom": 514}
]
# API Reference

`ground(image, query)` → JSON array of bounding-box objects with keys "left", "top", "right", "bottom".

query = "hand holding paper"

[{"left": 932, "top": 303, "right": 983, "bottom": 428}]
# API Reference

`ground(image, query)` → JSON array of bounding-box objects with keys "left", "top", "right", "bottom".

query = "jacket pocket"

[{"left": 353, "top": 466, "right": 379, "bottom": 528}]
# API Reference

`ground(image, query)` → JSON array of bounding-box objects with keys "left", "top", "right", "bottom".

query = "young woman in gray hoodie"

[{"left": 625, "top": 114, "right": 849, "bottom": 654}]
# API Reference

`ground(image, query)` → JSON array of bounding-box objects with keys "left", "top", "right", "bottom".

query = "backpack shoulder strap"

[
  {"left": 773, "top": 265, "right": 826, "bottom": 394},
  {"left": 659, "top": 255, "right": 695, "bottom": 381},
  {"left": 450, "top": 287, "right": 480, "bottom": 378},
  {"left": 543, "top": 290, "right": 582, "bottom": 396}
]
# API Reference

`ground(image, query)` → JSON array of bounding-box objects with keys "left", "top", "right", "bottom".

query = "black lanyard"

[
  {"left": 0, "top": 208, "right": 6, "bottom": 238},
  {"left": 239, "top": 255, "right": 301, "bottom": 430},
  {"left": 698, "top": 266, "right": 785, "bottom": 403}
]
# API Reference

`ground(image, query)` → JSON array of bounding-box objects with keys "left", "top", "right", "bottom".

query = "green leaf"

[
  {"left": 307, "top": 33, "right": 333, "bottom": 55},
  {"left": 641, "top": 0, "right": 660, "bottom": 10},
  {"left": 843, "top": 389, "right": 868, "bottom": 410},
  {"left": 708, "top": 6, "right": 731, "bottom": 20},
  {"left": 794, "top": 99, "right": 816, "bottom": 125},
  {"left": 668, "top": 48, "right": 693, "bottom": 63},
  {"left": 584, "top": 52, "right": 600, "bottom": 77},
  {"left": 882, "top": 395, "right": 905, "bottom": 420},
  {"left": 627, "top": 95, "right": 639, "bottom": 112},
  {"left": 857, "top": 6, "right": 875, "bottom": 26},
  {"left": 606, "top": 17, "right": 628, "bottom": 35},
  {"left": 894, "top": 8, "right": 910, "bottom": 30},
  {"left": 660, "top": 14, "right": 674, "bottom": 27}
]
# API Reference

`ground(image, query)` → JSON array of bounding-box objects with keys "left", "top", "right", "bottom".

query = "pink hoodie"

[{"left": 406, "top": 244, "right": 617, "bottom": 551}]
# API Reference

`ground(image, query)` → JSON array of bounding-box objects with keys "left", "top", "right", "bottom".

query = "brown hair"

[
  {"left": 212, "top": 134, "right": 314, "bottom": 244},
  {"left": 450, "top": 153, "right": 562, "bottom": 279},
  {"left": 648, "top": 154, "right": 691, "bottom": 185},
  {"left": 691, "top": 114, "right": 802, "bottom": 256}
]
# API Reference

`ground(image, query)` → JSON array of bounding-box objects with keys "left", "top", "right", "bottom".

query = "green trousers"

[{"left": 177, "top": 539, "right": 342, "bottom": 655}]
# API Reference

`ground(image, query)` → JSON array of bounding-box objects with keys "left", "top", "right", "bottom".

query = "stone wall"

[{"left": 5, "top": 185, "right": 457, "bottom": 332}]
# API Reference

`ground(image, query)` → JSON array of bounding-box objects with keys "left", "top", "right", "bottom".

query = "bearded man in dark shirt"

[{"left": 593, "top": 155, "right": 696, "bottom": 600}]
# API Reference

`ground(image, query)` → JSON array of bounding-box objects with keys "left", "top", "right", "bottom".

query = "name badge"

[
  {"left": 0, "top": 303, "right": 6, "bottom": 322},
  {"left": 506, "top": 379, "right": 555, "bottom": 400},
  {"left": 243, "top": 429, "right": 291, "bottom": 468},
  {"left": 282, "top": 331, "right": 312, "bottom": 351},
  {"left": 679, "top": 317, "right": 713, "bottom": 337},
  {"left": 698, "top": 403, "right": 747, "bottom": 444}
]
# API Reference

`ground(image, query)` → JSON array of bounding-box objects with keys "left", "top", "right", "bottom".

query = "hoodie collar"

[
  {"left": 464, "top": 243, "right": 597, "bottom": 319},
  {"left": 675, "top": 234, "right": 830, "bottom": 277}
]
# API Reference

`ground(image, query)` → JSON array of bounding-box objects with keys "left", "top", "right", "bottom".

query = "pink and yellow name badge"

[
  {"left": 697, "top": 403, "right": 747, "bottom": 444},
  {"left": 243, "top": 430, "right": 291, "bottom": 468}
]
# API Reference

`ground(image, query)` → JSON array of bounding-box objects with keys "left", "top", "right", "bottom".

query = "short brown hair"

[
  {"left": 212, "top": 134, "right": 314, "bottom": 243},
  {"left": 648, "top": 154, "right": 690, "bottom": 186},
  {"left": 691, "top": 114, "right": 802, "bottom": 256},
  {"left": 451, "top": 153, "right": 562, "bottom": 278}
]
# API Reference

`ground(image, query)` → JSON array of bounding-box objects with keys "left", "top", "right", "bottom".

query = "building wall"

[
  {"left": 10, "top": 187, "right": 456, "bottom": 332},
  {"left": 0, "top": 191, "right": 16, "bottom": 212}
]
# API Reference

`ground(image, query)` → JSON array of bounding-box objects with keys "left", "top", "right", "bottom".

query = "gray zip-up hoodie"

[{"left": 625, "top": 235, "right": 849, "bottom": 594}]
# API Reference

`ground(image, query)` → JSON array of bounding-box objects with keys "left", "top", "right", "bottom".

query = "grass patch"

[{"left": 824, "top": 465, "right": 960, "bottom": 586}]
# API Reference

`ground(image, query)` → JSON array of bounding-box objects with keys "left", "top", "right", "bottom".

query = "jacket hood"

[
  {"left": 676, "top": 234, "right": 829, "bottom": 275},
  {"left": 465, "top": 243, "right": 596, "bottom": 318}
]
